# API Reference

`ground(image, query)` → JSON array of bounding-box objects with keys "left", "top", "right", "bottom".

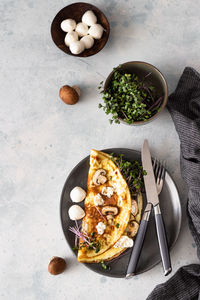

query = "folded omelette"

[{"left": 77, "top": 150, "right": 143, "bottom": 263}]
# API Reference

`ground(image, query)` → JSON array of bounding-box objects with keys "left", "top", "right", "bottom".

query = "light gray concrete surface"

[{"left": 0, "top": 0, "right": 199, "bottom": 299}]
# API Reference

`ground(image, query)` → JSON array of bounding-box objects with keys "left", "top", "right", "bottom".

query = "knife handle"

[
  {"left": 126, "top": 203, "right": 152, "bottom": 278},
  {"left": 154, "top": 204, "right": 172, "bottom": 276}
]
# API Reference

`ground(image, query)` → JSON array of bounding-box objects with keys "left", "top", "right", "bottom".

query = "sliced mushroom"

[
  {"left": 126, "top": 221, "right": 139, "bottom": 238},
  {"left": 102, "top": 206, "right": 118, "bottom": 216},
  {"left": 131, "top": 199, "right": 138, "bottom": 216},
  {"left": 93, "top": 169, "right": 107, "bottom": 185}
]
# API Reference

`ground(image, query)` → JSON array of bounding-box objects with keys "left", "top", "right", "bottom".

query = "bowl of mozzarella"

[{"left": 51, "top": 2, "right": 110, "bottom": 57}]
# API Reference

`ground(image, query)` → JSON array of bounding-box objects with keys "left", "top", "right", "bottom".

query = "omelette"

[{"left": 77, "top": 150, "right": 143, "bottom": 263}]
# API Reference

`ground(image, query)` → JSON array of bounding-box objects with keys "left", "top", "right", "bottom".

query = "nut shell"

[
  {"left": 59, "top": 85, "right": 79, "bottom": 105},
  {"left": 48, "top": 256, "right": 66, "bottom": 275}
]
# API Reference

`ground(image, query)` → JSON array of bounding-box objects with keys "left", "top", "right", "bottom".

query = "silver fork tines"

[{"left": 153, "top": 159, "right": 166, "bottom": 195}]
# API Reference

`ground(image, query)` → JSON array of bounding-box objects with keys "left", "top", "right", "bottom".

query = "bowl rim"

[
  {"left": 103, "top": 61, "right": 169, "bottom": 126},
  {"left": 50, "top": 2, "right": 110, "bottom": 58}
]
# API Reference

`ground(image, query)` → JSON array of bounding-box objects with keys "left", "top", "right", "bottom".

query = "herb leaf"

[
  {"left": 111, "top": 154, "right": 146, "bottom": 196},
  {"left": 98, "top": 67, "right": 163, "bottom": 124}
]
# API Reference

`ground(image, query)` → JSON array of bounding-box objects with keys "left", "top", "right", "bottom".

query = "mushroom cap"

[
  {"left": 59, "top": 85, "right": 79, "bottom": 105},
  {"left": 70, "top": 186, "right": 86, "bottom": 203},
  {"left": 126, "top": 221, "right": 139, "bottom": 238},
  {"left": 102, "top": 206, "right": 118, "bottom": 216},
  {"left": 68, "top": 205, "right": 85, "bottom": 220},
  {"left": 92, "top": 169, "right": 107, "bottom": 185},
  {"left": 82, "top": 10, "right": 97, "bottom": 26},
  {"left": 88, "top": 24, "right": 104, "bottom": 39},
  {"left": 48, "top": 257, "right": 66, "bottom": 275},
  {"left": 61, "top": 19, "right": 76, "bottom": 32}
]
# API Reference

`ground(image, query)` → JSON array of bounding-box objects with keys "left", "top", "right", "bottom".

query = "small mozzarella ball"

[
  {"left": 68, "top": 205, "right": 85, "bottom": 220},
  {"left": 64, "top": 31, "right": 78, "bottom": 46},
  {"left": 80, "top": 35, "right": 94, "bottom": 49},
  {"left": 69, "top": 40, "right": 85, "bottom": 55},
  {"left": 61, "top": 19, "right": 76, "bottom": 32},
  {"left": 88, "top": 24, "right": 104, "bottom": 39},
  {"left": 75, "top": 22, "right": 88, "bottom": 37},
  {"left": 70, "top": 186, "right": 86, "bottom": 203},
  {"left": 82, "top": 10, "right": 97, "bottom": 26}
]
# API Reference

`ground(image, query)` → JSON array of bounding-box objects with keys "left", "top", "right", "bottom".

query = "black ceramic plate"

[{"left": 60, "top": 148, "right": 181, "bottom": 278}]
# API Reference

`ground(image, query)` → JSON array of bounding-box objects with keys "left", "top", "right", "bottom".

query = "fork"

[{"left": 153, "top": 158, "right": 166, "bottom": 195}]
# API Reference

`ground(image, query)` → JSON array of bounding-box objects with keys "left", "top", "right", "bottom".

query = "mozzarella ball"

[
  {"left": 82, "top": 10, "right": 97, "bottom": 26},
  {"left": 75, "top": 22, "right": 88, "bottom": 37},
  {"left": 88, "top": 24, "right": 104, "bottom": 39},
  {"left": 69, "top": 40, "right": 85, "bottom": 55},
  {"left": 64, "top": 31, "right": 78, "bottom": 46},
  {"left": 70, "top": 186, "right": 86, "bottom": 203},
  {"left": 80, "top": 35, "right": 94, "bottom": 49},
  {"left": 68, "top": 205, "right": 85, "bottom": 220},
  {"left": 61, "top": 19, "right": 76, "bottom": 32}
]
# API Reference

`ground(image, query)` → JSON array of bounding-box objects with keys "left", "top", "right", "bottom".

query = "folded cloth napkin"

[{"left": 147, "top": 67, "right": 200, "bottom": 300}]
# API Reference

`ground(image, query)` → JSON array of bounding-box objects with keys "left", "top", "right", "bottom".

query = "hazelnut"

[
  {"left": 59, "top": 85, "right": 80, "bottom": 105},
  {"left": 48, "top": 256, "right": 66, "bottom": 275}
]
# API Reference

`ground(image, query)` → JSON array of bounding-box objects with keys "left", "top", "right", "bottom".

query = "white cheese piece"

[
  {"left": 94, "top": 193, "right": 104, "bottom": 206},
  {"left": 70, "top": 186, "right": 86, "bottom": 202},
  {"left": 64, "top": 31, "right": 78, "bottom": 46},
  {"left": 61, "top": 19, "right": 76, "bottom": 32},
  {"left": 88, "top": 24, "right": 104, "bottom": 39},
  {"left": 82, "top": 10, "right": 97, "bottom": 26},
  {"left": 69, "top": 40, "right": 85, "bottom": 55},
  {"left": 80, "top": 35, "right": 94, "bottom": 49},
  {"left": 75, "top": 22, "right": 88, "bottom": 37},
  {"left": 101, "top": 186, "right": 114, "bottom": 198},
  {"left": 68, "top": 205, "right": 85, "bottom": 220},
  {"left": 114, "top": 236, "right": 134, "bottom": 248},
  {"left": 96, "top": 222, "right": 106, "bottom": 235}
]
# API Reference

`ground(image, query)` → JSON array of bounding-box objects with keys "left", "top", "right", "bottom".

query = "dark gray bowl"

[{"left": 104, "top": 61, "right": 168, "bottom": 125}]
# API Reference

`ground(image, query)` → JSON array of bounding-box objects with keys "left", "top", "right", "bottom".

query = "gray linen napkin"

[{"left": 147, "top": 67, "right": 200, "bottom": 300}]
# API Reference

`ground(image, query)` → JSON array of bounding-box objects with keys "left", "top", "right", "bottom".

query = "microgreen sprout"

[
  {"left": 101, "top": 260, "right": 110, "bottom": 270},
  {"left": 69, "top": 222, "right": 101, "bottom": 252},
  {"left": 98, "top": 67, "right": 163, "bottom": 124},
  {"left": 111, "top": 153, "right": 146, "bottom": 197}
]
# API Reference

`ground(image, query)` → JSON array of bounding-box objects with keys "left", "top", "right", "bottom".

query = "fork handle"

[
  {"left": 126, "top": 203, "right": 152, "bottom": 278},
  {"left": 154, "top": 204, "right": 172, "bottom": 276}
]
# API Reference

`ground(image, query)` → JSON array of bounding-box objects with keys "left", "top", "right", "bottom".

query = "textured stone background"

[{"left": 0, "top": 0, "right": 199, "bottom": 299}]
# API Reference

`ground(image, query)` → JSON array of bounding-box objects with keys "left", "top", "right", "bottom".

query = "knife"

[{"left": 126, "top": 140, "right": 171, "bottom": 278}]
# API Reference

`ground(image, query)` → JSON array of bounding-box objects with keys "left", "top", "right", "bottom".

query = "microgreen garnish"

[
  {"left": 101, "top": 260, "right": 109, "bottom": 270},
  {"left": 98, "top": 67, "right": 163, "bottom": 124},
  {"left": 116, "top": 223, "right": 120, "bottom": 228},
  {"left": 111, "top": 153, "right": 146, "bottom": 197},
  {"left": 91, "top": 232, "right": 95, "bottom": 237},
  {"left": 72, "top": 246, "right": 79, "bottom": 251},
  {"left": 69, "top": 222, "right": 101, "bottom": 252}
]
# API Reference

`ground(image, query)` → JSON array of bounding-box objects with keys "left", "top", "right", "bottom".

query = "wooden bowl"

[
  {"left": 104, "top": 61, "right": 168, "bottom": 125},
  {"left": 51, "top": 2, "right": 110, "bottom": 57}
]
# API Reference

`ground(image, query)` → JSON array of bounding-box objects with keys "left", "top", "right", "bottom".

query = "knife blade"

[
  {"left": 142, "top": 139, "right": 172, "bottom": 276},
  {"left": 142, "top": 139, "right": 159, "bottom": 206}
]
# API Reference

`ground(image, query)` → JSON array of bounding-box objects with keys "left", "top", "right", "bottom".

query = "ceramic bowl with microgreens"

[{"left": 98, "top": 61, "right": 168, "bottom": 125}]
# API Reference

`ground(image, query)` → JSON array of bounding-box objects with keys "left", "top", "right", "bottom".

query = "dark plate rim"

[{"left": 60, "top": 148, "right": 182, "bottom": 278}]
